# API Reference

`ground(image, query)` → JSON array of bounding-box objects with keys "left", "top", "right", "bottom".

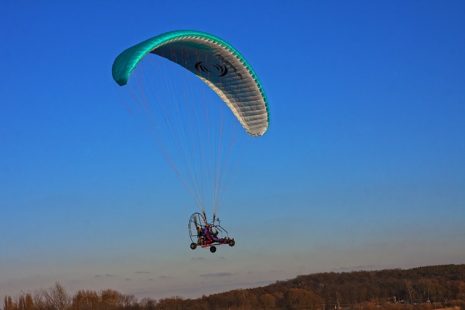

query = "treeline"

[
  {"left": 3, "top": 264, "right": 465, "bottom": 310},
  {"left": 267, "top": 264, "right": 465, "bottom": 306},
  {"left": 3, "top": 284, "right": 154, "bottom": 310}
]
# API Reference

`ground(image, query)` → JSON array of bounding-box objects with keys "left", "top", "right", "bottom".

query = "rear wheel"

[
  {"left": 228, "top": 239, "right": 235, "bottom": 247},
  {"left": 209, "top": 246, "right": 216, "bottom": 253},
  {"left": 190, "top": 243, "right": 197, "bottom": 250}
]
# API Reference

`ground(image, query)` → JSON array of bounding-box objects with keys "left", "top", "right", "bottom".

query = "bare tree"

[{"left": 33, "top": 282, "right": 70, "bottom": 310}]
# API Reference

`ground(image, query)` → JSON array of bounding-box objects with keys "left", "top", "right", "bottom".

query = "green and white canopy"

[{"left": 112, "top": 30, "right": 269, "bottom": 136}]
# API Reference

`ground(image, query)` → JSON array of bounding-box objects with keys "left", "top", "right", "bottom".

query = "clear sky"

[{"left": 1, "top": 0, "right": 464, "bottom": 299}]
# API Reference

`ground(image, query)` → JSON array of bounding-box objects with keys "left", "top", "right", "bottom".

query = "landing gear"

[
  {"left": 209, "top": 246, "right": 217, "bottom": 253},
  {"left": 190, "top": 243, "right": 197, "bottom": 250}
]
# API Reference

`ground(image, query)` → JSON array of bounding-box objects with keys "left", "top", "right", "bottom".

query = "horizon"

[
  {"left": 3, "top": 262, "right": 463, "bottom": 300},
  {"left": 1, "top": 0, "right": 464, "bottom": 300}
]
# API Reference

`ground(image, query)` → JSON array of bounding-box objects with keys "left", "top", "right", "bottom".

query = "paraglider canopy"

[{"left": 112, "top": 30, "right": 270, "bottom": 136}]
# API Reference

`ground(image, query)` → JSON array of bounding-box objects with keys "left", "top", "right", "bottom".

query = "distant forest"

[{"left": 3, "top": 264, "right": 465, "bottom": 309}]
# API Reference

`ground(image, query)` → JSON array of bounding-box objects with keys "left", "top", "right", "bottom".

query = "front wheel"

[
  {"left": 228, "top": 239, "right": 235, "bottom": 247},
  {"left": 209, "top": 246, "right": 216, "bottom": 253},
  {"left": 190, "top": 243, "right": 197, "bottom": 250}
]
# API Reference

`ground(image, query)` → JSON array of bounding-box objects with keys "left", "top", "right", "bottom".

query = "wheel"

[
  {"left": 190, "top": 243, "right": 197, "bottom": 250},
  {"left": 209, "top": 246, "right": 216, "bottom": 253},
  {"left": 228, "top": 239, "right": 235, "bottom": 247}
]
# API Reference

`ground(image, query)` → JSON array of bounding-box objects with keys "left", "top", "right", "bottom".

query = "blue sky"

[{"left": 1, "top": 0, "right": 464, "bottom": 299}]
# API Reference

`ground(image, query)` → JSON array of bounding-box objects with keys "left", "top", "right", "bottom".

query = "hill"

[{"left": 4, "top": 264, "right": 465, "bottom": 309}]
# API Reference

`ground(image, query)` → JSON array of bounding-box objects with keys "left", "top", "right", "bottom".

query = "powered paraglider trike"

[
  {"left": 188, "top": 212, "right": 235, "bottom": 253},
  {"left": 112, "top": 30, "right": 269, "bottom": 251}
]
